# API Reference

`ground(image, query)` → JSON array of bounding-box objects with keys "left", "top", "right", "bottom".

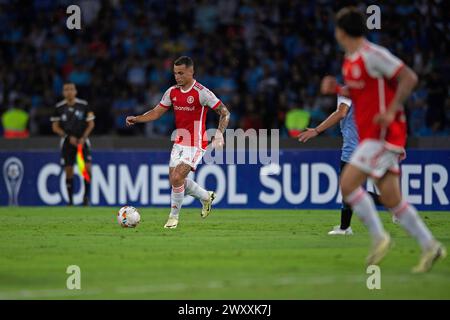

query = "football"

[{"left": 117, "top": 206, "right": 141, "bottom": 228}]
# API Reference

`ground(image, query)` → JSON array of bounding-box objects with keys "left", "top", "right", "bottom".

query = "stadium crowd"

[{"left": 0, "top": 0, "right": 449, "bottom": 137}]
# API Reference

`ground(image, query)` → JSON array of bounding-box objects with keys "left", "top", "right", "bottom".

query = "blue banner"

[{"left": 1, "top": 149, "right": 449, "bottom": 211}]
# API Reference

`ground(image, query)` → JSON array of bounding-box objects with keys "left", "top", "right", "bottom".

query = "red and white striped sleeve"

[
  {"left": 364, "top": 44, "right": 404, "bottom": 80},
  {"left": 200, "top": 86, "right": 221, "bottom": 110},
  {"left": 158, "top": 87, "right": 173, "bottom": 109}
]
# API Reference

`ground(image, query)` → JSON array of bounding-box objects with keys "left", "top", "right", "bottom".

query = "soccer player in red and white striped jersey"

[
  {"left": 321, "top": 7, "right": 445, "bottom": 272},
  {"left": 126, "top": 56, "right": 230, "bottom": 229}
]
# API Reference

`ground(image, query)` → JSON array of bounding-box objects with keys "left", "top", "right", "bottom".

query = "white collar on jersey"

[
  {"left": 179, "top": 80, "right": 196, "bottom": 93},
  {"left": 345, "top": 39, "right": 368, "bottom": 62}
]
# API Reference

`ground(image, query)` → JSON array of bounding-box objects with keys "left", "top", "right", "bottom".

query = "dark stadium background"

[{"left": 0, "top": 0, "right": 449, "bottom": 138}]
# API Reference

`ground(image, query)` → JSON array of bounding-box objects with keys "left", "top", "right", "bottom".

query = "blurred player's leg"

[
  {"left": 330, "top": 161, "right": 353, "bottom": 235},
  {"left": 65, "top": 166, "right": 74, "bottom": 206},
  {"left": 328, "top": 202, "right": 353, "bottom": 235},
  {"left": 377, "top": 172, "right": 446, "bottom": 272},
  {"left": 341, "top": 164, "right": 390, "bottom": 265},
  {"left": 342, "top": 164, "right": 386, "bottom": 239},
  {"left": 368, "top": 191, "right": 382, "bottom": 206},
  {"left": 339, "top": 203, "right": 353, "bottom": 231},
  {"left": 332, "top": 160, "right": 382, "bottom": 235},
  {"left": 330, "top": 190, "right": 382, "bottom": 235}
]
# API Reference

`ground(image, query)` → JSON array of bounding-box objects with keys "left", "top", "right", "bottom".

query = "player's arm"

[
  {"left": 212, "top": 102, "right": 230, "bottom": 148},
  {"left": 374, "top": 66, "right": 418, "bottom": 126},
  {"left": 78, "top": 112, "right": 95, "bottom": 145},
  {"left": 52, "top": 121, "right": 77, "bottom": 146},
  {"left": 321, "top": 76, "right": 350, "bottom": 97},
  {"left": 126, "top": 105, "right": 168, "bottom": 126},
  {"left": 51, "top": 121, "right": 66, "bottom": 138},
  {"left": 298, "top": 103, "right": 349, "bottom": 143}
]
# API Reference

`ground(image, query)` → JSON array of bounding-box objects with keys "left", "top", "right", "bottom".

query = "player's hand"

[
  {"left": 374, "top": 110, "right": 396, "bottom": 127},
  {"left": 126, "top": 116, "right": 138, "bottom": 126},
  {"left": 212, "top": 131, "right": 224, "bottom": 149},
  {"left": 78, "top": 137, "right": 85, "bottom": 146},
  {"left": 320, "top": 76, "right": 337, "bottom": 95},
  {"left": 298, "top": 128, "right": 319, "bottom": 143},
  {"left": 69, "top": 136, "right": 78, "bottom": 146}
]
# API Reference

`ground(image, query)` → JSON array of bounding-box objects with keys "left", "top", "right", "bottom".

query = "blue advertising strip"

[{"left": 1, "top": 150, "right": 449, "bottom": 211}]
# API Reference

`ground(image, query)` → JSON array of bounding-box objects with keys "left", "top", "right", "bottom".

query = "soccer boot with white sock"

[
  {"left": 328, "top": 225, "right": 353, "bottom": 235},
  {"left": 164, "top": 216, "right": 179, "bottom": 229},
  {"left": 366, "top": 232, "right": 391, "bottom": 266},
  {"left": 412, "top": 241, "right": 447, "bottom": 273},
  {"left": 200, "top": 191, "right": 216, "bottom": 219}
]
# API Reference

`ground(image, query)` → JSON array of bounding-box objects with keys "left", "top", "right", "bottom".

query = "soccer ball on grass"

[{"left": 117, "top": 206, "right": 141, "bottom": 228}]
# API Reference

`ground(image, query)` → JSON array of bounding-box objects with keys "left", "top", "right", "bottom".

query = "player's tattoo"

[{"left": 215, "top": 103, "right": 230, "bottom": 133}]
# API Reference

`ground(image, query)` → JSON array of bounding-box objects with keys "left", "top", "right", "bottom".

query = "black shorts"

[{"left": 60, "top": 138, "right": 92, "bottom": 167}]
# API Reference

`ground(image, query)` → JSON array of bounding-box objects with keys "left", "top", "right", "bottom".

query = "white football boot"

[
  {"left": 366, "top": 232, "right": 391, "bottom": 266},
  {"left": 200, "top": 191, "right": 216, "bottom": 219},
  {"left": 164, "top": 216, "right": 179, "bottom": 229},
  {"left": 412, "top": 241, "right": 447, "bottom": 273},
  {"left": 328, "top": 225, "right": 353, "bottom": 235}
]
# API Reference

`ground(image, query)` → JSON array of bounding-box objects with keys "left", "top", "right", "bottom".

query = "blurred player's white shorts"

[
  {"left": 349, "top": 139, "right": 405, "bottom": 179},
  {"left": 169, "top": 144, "right": 205, "bottom": 170}
]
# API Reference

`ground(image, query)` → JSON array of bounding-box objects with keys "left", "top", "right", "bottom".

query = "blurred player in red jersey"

[
  {"left": 126, "top": 56, "right": 230, "bottom": 229},
  {"left": 321, "top": 7, "right": 446, "bottom": 272}
]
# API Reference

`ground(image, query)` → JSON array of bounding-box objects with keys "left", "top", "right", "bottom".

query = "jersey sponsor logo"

[
  {"left": 187, "top": 96, "right": 194, "bottom": 104},
  {"left": 345, "top": 79, "right": 365, "bottom": 89},
  {"left": 174, "top": 105, "right": 195, "bottom": 111}
]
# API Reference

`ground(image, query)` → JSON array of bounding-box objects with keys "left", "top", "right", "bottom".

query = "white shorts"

[
  {"left": 169, "top": 144, "right": 205, "bottom": 170},
  {"left": 349, "top": 139, "right": 405, "bottom": 179}
]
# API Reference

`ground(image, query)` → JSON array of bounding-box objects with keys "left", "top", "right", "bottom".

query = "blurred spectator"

[
  {"left": 1, "top": 99, "right": 29, "bottom": 138},
  {"left": 239, "top": 98, "right": 263, "bottom": 131},
  {"left": 112, "top": 90, "right": 138, "bottom": 135},
  {"left": 285, "top": 107, "right": 310, "bottom": 138},
  {"left": 0, "top": 0, "right": 448, "bottom": 137},
  {"left": 426, "top": 72, "right": 447, "bottom": 133}
]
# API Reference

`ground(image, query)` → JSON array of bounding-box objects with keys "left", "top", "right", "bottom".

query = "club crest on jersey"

[{"left": 187, "top": 96, "right": 194, "bottom": 104}]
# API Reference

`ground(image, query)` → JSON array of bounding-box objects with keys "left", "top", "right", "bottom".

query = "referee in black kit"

[{"left": 50, "top": 82, "right": 95, "bottom": 206}]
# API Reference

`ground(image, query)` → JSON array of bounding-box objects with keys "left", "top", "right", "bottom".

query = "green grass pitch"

[{"left": 0, "top": 207, "right": 449, "bottom": 299}]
